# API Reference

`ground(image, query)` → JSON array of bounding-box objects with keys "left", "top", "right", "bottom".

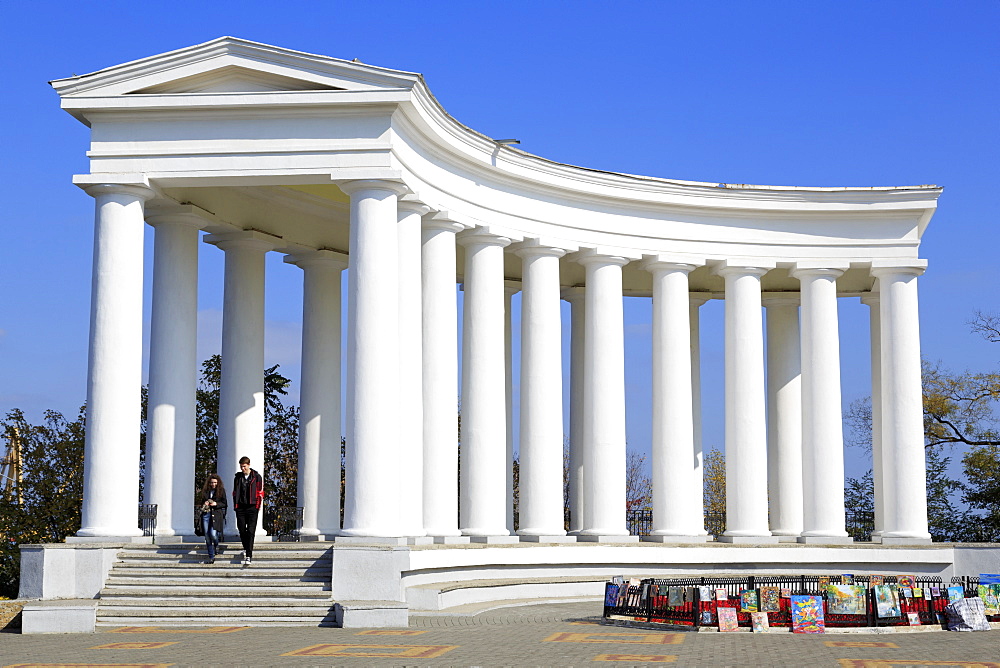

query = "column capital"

[
  {"left": 338, "top": 179, "right": 409, "bottom": 198},
  {"left": 712, "top": 259, "right": 776, "bottom": 278},
  {"left": 643, "top": 259, "right": 698, "bottom": 275},
  {"left": 571, "top": 249, "right": 631, "bottom": 268},
  {"left": 689, "top": 293, "right": 712, "bottom": 307},
  {"left": 510, "top": 240, "right": 568, "bottom": 259},
  {"left": 789, "top": 261, "right": 849, "bottom": 280},
  {"left": 80, "top": 183, "right": 155, "bottom": 202},
  {"left": 761, "top": 293, "right": 801, "bottom": 307},
  {"left": 204, "top": 229, "right": 281, "bottom": 253},
  {"left": 561, "top": 286, "right": 586, "bottom": 303},
  {"left": 871, "top": 259, "right": 927, "bottom": 279},
  {"left": 283, "top": 248, "right": 349, "bottom": 270},
  {"left": 145, "top": 203, "right": 213, "bottom": 230},
  {"left": 397, "top": 197, "right": 432, "bottom": 218},
  {"left": 456, "top": 227, "right": 512, "bottom": 249},
  {"left": 860, "top": 291, "right": 880, "bottom": 306},
  {"left": 423, "top": 210, "right": 469, "bottom": 234}
]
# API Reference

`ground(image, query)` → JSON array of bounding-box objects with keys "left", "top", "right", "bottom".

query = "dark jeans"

[
  {"left": 201, "top": 513, "right": 219, "bottom": 559},
  {"left": 235, "top": 506, "right": 259, "bottom": 558}
]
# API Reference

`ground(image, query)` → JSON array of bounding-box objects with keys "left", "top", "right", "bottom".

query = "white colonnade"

[{"left": 74, "top": 183, "right": 933, "bottom": 545}]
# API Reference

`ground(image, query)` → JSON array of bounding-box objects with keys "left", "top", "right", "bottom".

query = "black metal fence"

[
  {"left": 264, "top": 506, "right": 303, "bottom": 541},
  {"left": 138, "top": 503, "right": 157, "bottom": 537},
  {"left": 604, "top": 574, "right": 957, "bottom": 629}
]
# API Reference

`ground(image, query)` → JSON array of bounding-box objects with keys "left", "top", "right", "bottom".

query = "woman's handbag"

[{"left": 194, "top": 509, "right": 205, "bottom": 537}]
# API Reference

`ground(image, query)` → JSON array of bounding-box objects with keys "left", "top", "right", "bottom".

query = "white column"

[
  {"left": 689, "top": 294, "right": 709, "bottom": 535},
  {"left": 285, "top": 250, "right": 347, "bottom": 537},
  {"left": 872, "top": 261, "right": 931, "bottom": 543},
  {"left": 792, "top": 265, "right": 850, "bottom": 542},
  {"left": 762, "top": 295, "right": 803, "bottom": 539},
  {"left": 504, "top": 281, "right": 519, "bottom": 534},
  {"left": 715, "top": 262, "right": 777, "bottom": 542},
  {"left": 206, "top": 231, "right": 276, "bottom": 536},
  {"left": 398, "top": 200, "right": 430, "bottom": 537},
  {"left": 422, "top": 217, "right": 464, "bottom": 537},
  {"left": 145, "top": 208, "right": 204, "bottom": 537},
  {"left": 515, "top": 244, "right": 567, "bottom": 538},
  {"left": 645, "top": 259, "right": 705, "bottom": 541},
  {"left": 861, "top": 290, "right": 885, "bottom": 537},
  {"left": 77, "top": 184, "right": 153, "bottom": 538},
  {"left": 563, "top": 287, "right": 586, "bottom": 534},
  {"left": 340, "top": 180, "right": 407, "bottom": 537},
  {"left": 576, "top": 252, "right": 633, "bottom": 539},
  {"left": 458, "top": 228, "right": 512, "bottom": 537}
]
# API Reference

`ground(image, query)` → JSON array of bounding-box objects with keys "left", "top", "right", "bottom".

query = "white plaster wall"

[{"left": 18, "top": 544, "right": 122, "bottom": 600}]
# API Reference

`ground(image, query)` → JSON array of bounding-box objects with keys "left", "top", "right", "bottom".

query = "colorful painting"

[
  {"left": 978, "top": 584, "right": 999, "bottom": 615},
  {"left": 913, "top": 587, "right": 923, "bottom": 598},
  {"left": 656, "top": 584, "right": 669, "bottom": 597},
  {"left": 740, "top": 589, "right": 758, "bottom": 613},
  {"left": 826, "top": 585, "right": 866, "bottom": 615},
  {"left": 750, "top": 611, "right": 769, "bottom": 633},
  {"left": 700, "top": 610, "right": 713, "bottom": 625},
  {"left": 791, "top": 595, "right": 825, "bottom": 634},
  {"left": 869, "top": 575, "right": 884, "bottom": 587},
  {"left": 874, "top": 585, "right": 901, "bottom": 618},
  {"left": 698, "top": 586, "right": 713, "bottom": 602},
  {"left": 604, "top": 583, "right": 620, "bottom": 607},
  {"left": 900, "top": 587, "right": 913, "bottom": 599},
  {"left": 715, "top": 588, "right": 728, "bottom": 601},
  {"left": 780, "top": 588, "right": 792, "bottom": 598},
  {"left": 897, "top": 575, "right": 916, "bottom": 588},
  {"left": 759, "top": 586, "right": 781, "bottom": 613},
  {"left": 717, "top": 607, "right": 739, "bottom": 632},
  {"left": 930, "top": 586, "right": 941, "bottom": 598},
  {"left": 907, "top": 612, "right": 921, "bottom": 626},
  {"left": 667, "top": 586, "right": 685, "bottom": 608},
  {"left": 947, "top": 585, "right": 965, "bottom": 603},
  {"left": 840, "top": 574, "right": 854, "bottom": 585},
  {"left": 817, "top": 576, "right": 831, "bottom": 588}
]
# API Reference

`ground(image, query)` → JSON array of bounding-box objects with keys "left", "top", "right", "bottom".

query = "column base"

[
  {"left": 298, "top": 534, "right": 338, "bottom": 542},
  {"left": 469, "top": 535, "right": 520, "bottom": 544},
  {"left": 717, "top": 535, "right": 781, "bottom": 544},
  {"left": 796, "top": 535, "right": 854, "bottom": 545},
  {"left": 873, "top": 536, "right": 933, "bottom": 545},
  {"left": 433, "top": 535, "right": 472, "bottom": 545},
  {"left": 641, "top": 535, "right": 709, "bottom": 544},
  {"left": 407, "top": 536, "right": 436, "bottom": 545},
  {"left": 518, "top": 535, "right": 577, "bottom": 543},
  {"left": 335, "top": 536, "right": 409, "bottom": 546},
  {"left": 775, "top": 535, "right": 801, "bottom": 543},
  {"left": 575, "top": 535, "right": 640, "bottom": 543}
]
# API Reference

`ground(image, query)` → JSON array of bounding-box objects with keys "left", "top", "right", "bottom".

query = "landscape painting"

[
  {"left": 874, "top": 585, "right": 901, "bottom": 618},
  {"left": 826, "top": 585, "right": 866, "bottom": 615}
]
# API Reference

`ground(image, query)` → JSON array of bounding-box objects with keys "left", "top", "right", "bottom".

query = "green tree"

[{"left": 0, "top": 408, "right": 87, "bottom": 598}]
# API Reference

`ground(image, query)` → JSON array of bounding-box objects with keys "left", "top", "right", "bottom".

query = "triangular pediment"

[
  {"left": 128, "top": 65, "right": 343, "bottom": 94},
  {"left": 51, "top": 37, "right": 421, "bottom": 98}
]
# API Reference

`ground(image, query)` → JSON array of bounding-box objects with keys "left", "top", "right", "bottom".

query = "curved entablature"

[{"left": 52, "top": 36, "right": 941, "bottom": 291}]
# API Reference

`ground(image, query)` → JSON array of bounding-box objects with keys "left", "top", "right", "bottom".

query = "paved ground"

[{"left": 2, "top": 601, "right": 1000, "bottom": 667}]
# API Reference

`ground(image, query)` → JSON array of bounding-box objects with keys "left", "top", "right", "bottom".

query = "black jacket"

[{"left": 200, "top": 488, "right": 228, "bottom": 531}]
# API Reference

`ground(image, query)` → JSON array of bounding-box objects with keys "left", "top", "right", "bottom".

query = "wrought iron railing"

[
  {"left": 264, "top": 506, "right": 303, "bottom": 541},
  {"left": 138, "top": 503, "right": 157, "bottom": 537},
  {"left": 625, "top": 510, "right": 873, "bottom": 541}
]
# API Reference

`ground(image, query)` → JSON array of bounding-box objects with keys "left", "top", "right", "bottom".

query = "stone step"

[
  {"left": 114, "top": 559, "right": 327, "bottom": 568},
  {"left": 105, "top": 576, "right": 328, "bottom": 587},
  {"left": 98, "top": 605, "right": 332, "bottom": 616},
  {"left": 108, "top": 568, "right": 328, "bottom": 579},
  {"left": 101, "top": 587, "right": 330, "bottom": 598},
  {"left": 96, "top": 618, "right": 337, "bottom": 627},
  {"left": 117, "top": 550, "right": 330, "bottom": 560},
  {"left": 99, "top": 598, "right": 331, "bottom": 608}
]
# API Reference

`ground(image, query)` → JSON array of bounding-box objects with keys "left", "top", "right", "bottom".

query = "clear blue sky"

[{"left": 1, "top": 1, "right": 998, "bottom": 483}]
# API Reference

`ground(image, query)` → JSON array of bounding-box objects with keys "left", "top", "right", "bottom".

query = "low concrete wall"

[
  {"left": 18, "top": 543, "right": 123, "bottom": 600},
  {"left": 0, "top": 599, "right": 24, "bottom": 630}
]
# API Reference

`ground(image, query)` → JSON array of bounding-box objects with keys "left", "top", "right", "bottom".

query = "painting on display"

[
  {"left": 874, "top": 585, "right": 901, "bottom": 618},
  {"left": 667, "top": 586, "right": 685, "bottom": 608},
  {"left": 977, "top": 585, "right": 999, "bottom": 615},
  {"left": 780, "top": 588, "right": 792, "bottom": 598},
  {"left": 717, "top": 606, "right": 739, "bottom": 632},
  {"left": 715, "top": 588, "right": 729, "bottom": 602},
  {"left": 817, "top": 576, "right": 831, "bottom": 588},
  {"left": 700, "top": 610, "right": 713, "bottom": 625},
  {"left": 790, "top": 595, "right": 825, "bottom": 634},
  {"left": 898, "top": 575, "right": 916, "bottom": 588},
  {"left": 750, "top": 611, "right": 769, "bottom": 633},
  {"left": 913, "top": 587, "right": 923, "bottom": 598},
  {"left": 825, "top": 585, "right": 866, "bottom": 615},
  {"left": 869, "top": 575, "right": 884, "bottom": 587},
  {"left": 740, "top": 589, "right": 758, "bottom": 613},
  {"left": 759, "top": 586, "right": 781, "bottom": 613},
  {"left": 907, "top": 612, "right": 921, "bottom": 626},
  {"left": 947, "top": 585, "right": 965, "bottom": 603},
  {"left": 930, "top": 586, "right": 941, "bottom": 598},
  {"left": 698, "top": 586, "right": 713, "bottom": 602},
  {"left": 604, "top": 583, "right": 620, "bottom": 607},
  {"left": 840, "top": 574, "right": 854, "bottom": 585}
]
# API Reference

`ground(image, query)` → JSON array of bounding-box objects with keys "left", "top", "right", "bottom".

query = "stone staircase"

[{"left": 96, "top": 542, "right": 337, "bottom": 627}]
